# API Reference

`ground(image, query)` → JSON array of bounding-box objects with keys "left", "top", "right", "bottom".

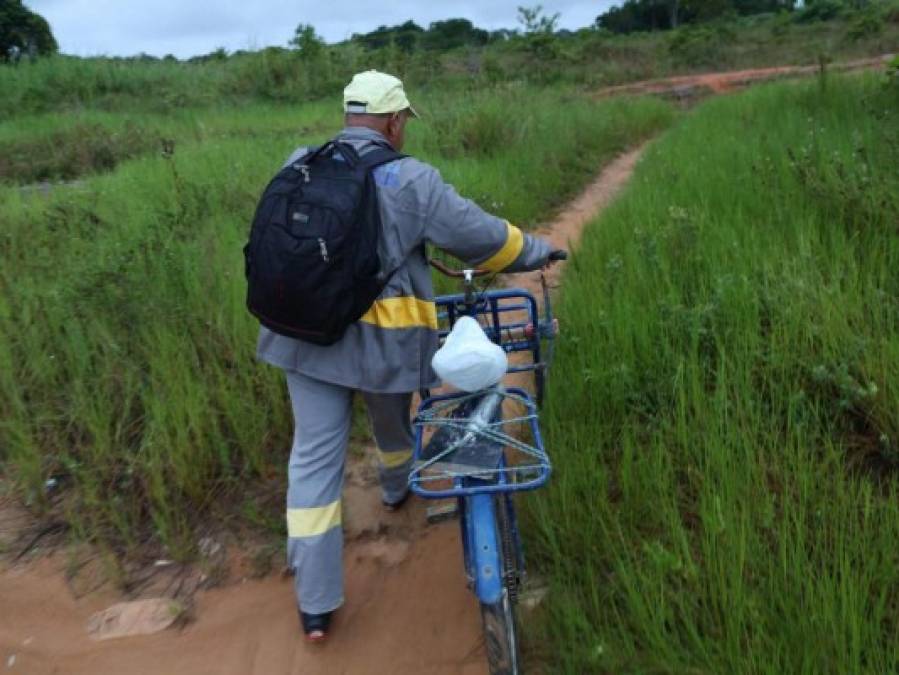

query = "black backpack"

[{"left": 243, "top": 139, "right": 405, "bottom": 345}]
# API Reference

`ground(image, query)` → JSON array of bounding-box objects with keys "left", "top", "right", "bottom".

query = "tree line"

[
  {"left": 1, "top": 0, "right": 57, "bottom": 62},
  {"left": 594, "top": 0, "right": 888, "bottom": 33}
]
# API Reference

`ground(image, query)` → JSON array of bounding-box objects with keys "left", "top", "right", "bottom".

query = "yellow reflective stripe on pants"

[
  {"left": 378, "top": 449, "right": 413, "bottom": 469},
  {"left": 359, "top": 296, "right": 438, "bottom": 330},
  {"left": 286, "top": 500, "right": 341, "bottom": 538},
  {"left": 480, "top": 221, "right": 524, "bottom": 272}
]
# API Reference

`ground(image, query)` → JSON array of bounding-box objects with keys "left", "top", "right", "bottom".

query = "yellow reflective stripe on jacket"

[
  {"left": 480, "top": 222, "right": 524, "bottom": 273},
  {"left": 359, "top": 296, "right": 438, "bottom": 330},
  {"left": 286, "top": 501, "right": 341, "bottom": 538},
  {"left": 378, "top": 449, "right": 413, "bottom": 469}
]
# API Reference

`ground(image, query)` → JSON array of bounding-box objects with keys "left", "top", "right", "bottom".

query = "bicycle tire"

[
  {"left": 481, "top": 589, "right": 518, "bottom": 675},
  {"left": 480, "top": 495, "right": 521, "bottom": 675},
  {"left": 535, "top": 366, "right": 546, "bottom": 408}
]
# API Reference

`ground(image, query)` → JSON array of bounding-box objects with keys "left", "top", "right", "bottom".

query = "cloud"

[{"left": 27, "top": 0, "right": 613, "bottom": 58}]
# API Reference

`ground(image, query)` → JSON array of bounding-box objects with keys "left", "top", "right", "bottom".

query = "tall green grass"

[
  {"left": 0, "top": 88, "right": 672, "bottom": 555},
  {"left": 530, "top": 73, "right": 899, "bottom": 672},
  {"left": 0, "top": 51, "right": 347, "bottom": 117},
  {"left": 0, "top": 101, "right": 335, "bottom": 185}
]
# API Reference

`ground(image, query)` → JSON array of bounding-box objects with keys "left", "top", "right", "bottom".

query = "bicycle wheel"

[
  {"left": 480, "top": 495, "right": 521, "bottom": 675},
  {"left": 481, "top": 588, "right": 518, "bottom": 675},
  {"left": 535, "top": 366, "right": 546, "bottom": 408}
]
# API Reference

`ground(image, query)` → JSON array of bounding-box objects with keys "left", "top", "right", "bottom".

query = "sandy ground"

[
  {"left": 0, "top": 139, "right": 649, "bottom": 674},
  {"left": 0, "top": 469, "right": 487, "bottom": 675}
]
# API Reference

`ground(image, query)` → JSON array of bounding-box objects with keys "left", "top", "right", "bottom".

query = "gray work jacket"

[{"left": 256, "top": 126, "right": 551, "bottom": 393}]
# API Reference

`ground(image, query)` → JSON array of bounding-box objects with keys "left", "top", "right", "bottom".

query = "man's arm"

[{"left": 419, "top": 167, "right": 551, "bottom": 272}]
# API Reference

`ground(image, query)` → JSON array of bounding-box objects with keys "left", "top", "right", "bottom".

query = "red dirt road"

[{"left": 594, "top": 53, "right": 895, "bottom": 99}]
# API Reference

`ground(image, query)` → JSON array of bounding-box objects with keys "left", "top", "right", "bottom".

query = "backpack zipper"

[{"left": 318, "top": 238, "right": 329, "bottom": 262}]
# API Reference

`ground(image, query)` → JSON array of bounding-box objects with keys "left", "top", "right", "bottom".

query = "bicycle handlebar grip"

[{"left": 548, "top": 250, "right": 568, "bottom": 262}]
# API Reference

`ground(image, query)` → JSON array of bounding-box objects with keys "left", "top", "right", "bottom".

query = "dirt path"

[
  {"left": 0, "top": 145, "right": 649, "bottom": 675},
  {"left": 505, "top": 143, "right": 647, "bottom": 299},
  {"left": 595, "top": 53, "right": 895, "bottom": 100}
]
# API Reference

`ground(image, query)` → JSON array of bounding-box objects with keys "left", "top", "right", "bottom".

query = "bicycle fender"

[{"left": 468, "top": 493, "right": 503, "bottom": 605}]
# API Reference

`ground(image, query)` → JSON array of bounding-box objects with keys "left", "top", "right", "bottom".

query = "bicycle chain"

[{"left": 498, "top": 497, "right": 522, "bottom": 603}]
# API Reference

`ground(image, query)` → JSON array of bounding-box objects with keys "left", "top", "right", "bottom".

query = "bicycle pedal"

[{"left": 425, "top": 502, "right": 459, "bottom": 524}]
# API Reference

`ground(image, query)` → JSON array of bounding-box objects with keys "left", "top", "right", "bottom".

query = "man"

[{"left": 256, "top": 70, "right": 554, "bottom": 641}]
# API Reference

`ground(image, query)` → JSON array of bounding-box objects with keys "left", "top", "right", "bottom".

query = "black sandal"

[{"left": 300, "top": 610, "right": 333, "bottom": 642}]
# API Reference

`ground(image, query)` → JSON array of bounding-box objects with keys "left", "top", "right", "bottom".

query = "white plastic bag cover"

[{"left": 432, "top": 316, "right": 508, "bottom": 392}]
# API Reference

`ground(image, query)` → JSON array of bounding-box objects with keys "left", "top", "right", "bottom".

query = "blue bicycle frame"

[
  {"left": 410, "top": 284, "right": 553, "bottom": 606},
  {"left": 411, "top": 387, "right": 549, "bottom": 605}
]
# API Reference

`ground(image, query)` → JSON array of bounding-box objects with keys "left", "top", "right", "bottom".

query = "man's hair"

[
  {"left": 345, "top": 112, "right": 393, "bottom": 121},
  {"left": 344, "top": 111, "right": 410, "bottom": 133}
]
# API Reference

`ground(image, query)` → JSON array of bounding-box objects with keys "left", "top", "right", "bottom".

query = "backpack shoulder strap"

[
  {"left": 296, "top": 139, "right": 405, "bottom": 171},
  {"left": 356, "top": 146, "right": 407, "bottom": 171},
  {"left": 296, "top": 141, "right": 334, "bottom": 167}
]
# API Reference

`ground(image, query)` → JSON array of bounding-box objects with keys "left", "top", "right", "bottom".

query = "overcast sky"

[{"left": 26, "top": 1, "right": 615, "bottom": 59}]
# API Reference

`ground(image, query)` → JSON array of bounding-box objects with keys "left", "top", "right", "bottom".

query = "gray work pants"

[{"left": 284, "top": 371, "right": 413, "bottom": 614}]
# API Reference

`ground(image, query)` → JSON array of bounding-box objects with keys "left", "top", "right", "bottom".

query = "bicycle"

[{"left": 410, "top": 251, "right": 566, "bottom": 675}]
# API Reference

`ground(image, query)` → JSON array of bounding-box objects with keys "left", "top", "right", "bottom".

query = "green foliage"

[
  {"left": 886, "top": 54, "right": 899, "bottom": 90},
  {"left": 597, "top": 0, "right": 680, "bottom": 33},
  {"left": 352, "top": 20, "right": 423, "bottom": 52},
  {"left": 517, "top": 5, "right": 561, "bottom": 33},
  {"left": 289, "top": 23, "right": 325, "bottom": 60},
  {"left": 530, "top": 74, "right": 899, "bottom": 673},
  {"left": 0, "top": 121, "right": 154, "bottom": 184},
  {"left": 769, "top": 9, "right": 794, "bottom": 36},
  {"left": 193, "top": 46, "right": 228, "bottom": 63},
  {"left": 517, "top": 5, "right": 563, "bottom": 59},
  {"left": 424, "top": 99, "right": 521, "bottom": 159},
  {"left": 886, "top": 0, "right": 899, "bottom": 21},
  {"left": 846, "top": 6, "right": 885, "bottom": 39},
  {"left": 794, "top": 0, "right": 847, "bottom": 22},
  {"left": 669, "top": 23, "right": 735, "bottom": 65},
  {"left": 0, "top": 0, "right": 57, "bottom": 61},
  {"left": 421, "top": 18, "right": 490, "bottom": 50},
  {"left": 597, "top": 0, "right": 797, "bottom": 33},
  {"left": 352, "top": 18, "right": 490, "bottom": 53},
  {"left": 845, "top": 0, "right": 899, "bottom": 40}
]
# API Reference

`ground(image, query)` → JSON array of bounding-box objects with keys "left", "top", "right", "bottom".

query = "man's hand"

[{"left": 543, "top": 249, "right": 568, "bottom": 269}]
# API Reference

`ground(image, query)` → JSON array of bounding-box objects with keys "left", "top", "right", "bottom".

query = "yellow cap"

[{"left": 343, "top": 70, "right": 419, "bottom": 118}]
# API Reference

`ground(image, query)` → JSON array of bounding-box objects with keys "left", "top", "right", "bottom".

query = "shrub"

[
  {"left": 0, "top": 122, "right": 154, "bottom": 184},
  {"left": 668, "top": 25, "right": 734, "bottom": 67},
  {"left": 886, "top": 54, "right": 899, "bottom": 90},
  {"left": 770, "top": 10, "right": 794, "bottom": 38},
  {"left": 847, "top": 8, "right": 885, "bottom": 40},
  {"left": 423, "top": 96, "right": 523, "bottom": 158},
  {"left": 794, "top": 0, "right": 847, "bottom": 23},
  {"left": 884, "top": 0, "right": 899, "bottom": 22}
]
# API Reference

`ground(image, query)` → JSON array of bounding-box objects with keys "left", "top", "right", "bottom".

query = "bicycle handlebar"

[
  {"left": 429, "top": 250, "right": 568, "bottom": 278},
  {"left": 428, "top": 259, "right": 490, "bottom": 278}
]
